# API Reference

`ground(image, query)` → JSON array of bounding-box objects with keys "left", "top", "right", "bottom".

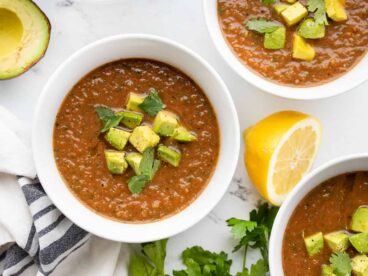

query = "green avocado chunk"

[
  {"left": 304, "top": 232, "right": 324, "bottom": 257},
  {"left": 274, "top": 3, "right": 290, "bottom": 15},
  {"left": 0, "top": 0, "right": 51, "bottom": 80},
  {"left": 351, "top": 207, "right": 368, "bottom": 233},
  {"left": 125, "top": 153, "right": 142, "bottom": 175},
  {"left": 104, "top": 127, "right": 131, "bottom": 150},
  {"left": 349, "top": 233, "right": 368, "bottom": 254},
  {"left": 352, "top": 255, "right": 368, "bottom": 276},
  {"left": 157, "top": 145, "right": 181, "bottom": 167},
  {"left": 129, "top": 126, "right": 160, "bottom": 153},
  {"left": 104, "top": 150, "right": 128, "bottom": 174},
  {"left": 126, "top": 93, "right": 145, "bottom": 112},
  {"left": 264, "top": 27, "right": 286, "bottom": 50},
  {"left": 116, "top": 110, "right": 143, "bottom": 129},
  {"left": 173, "top": 126, "right": 197, "bottom": 142},
  {"left": 324, "top": 231, "right": 350, "bottom": 253},
  {"left": 321, "top": 264, "right": 337, "bottom": 276},
  {"left": 153, "top": 110, "right": 178, "bottom": 137},
  {"left": 298, "top": 18, "right": 325, "bottom": 39}
]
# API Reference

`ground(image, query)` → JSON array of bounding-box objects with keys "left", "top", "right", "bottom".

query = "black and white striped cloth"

[{"left": 0, "top": 177, "right": 90, "bottom": 276}]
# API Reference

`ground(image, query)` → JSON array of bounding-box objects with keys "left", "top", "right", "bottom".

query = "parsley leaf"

[
  {"left": 227, "top": 218, "right": 257, "bottom": 240},
  {"left": 246, "top": 18, "right": 281, "bottom": 33},
  {"left": 330, "top": 252, "right": 352, "bottom": 276},
  {"left": 94, "top": 106, "right": 123, "bottom": 132},
  {"left": 138, "top": 88, "right": 166, "bottom": 116},
  {"left": 173, "top": 246, "right": 232, "bottom": 276},
  {"left": 128, "top": 174, "right": 150, "bottom": 194},
  {"left": 249, "top": 259, "right": 268, "bottom": 276},
  {"left": 307, "top": 0, "right": 328, "bottom": 25},
  {"left": 129, "top": 239, "right": 168, "bottom": 276},
  {"left": 261, "top": 0, "right": 275, "bottom": 5}
]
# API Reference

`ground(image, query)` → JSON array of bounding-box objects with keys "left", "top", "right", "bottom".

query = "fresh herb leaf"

[
  {"left": 330, "top": 252, "right": 352, "bottom": 276},
  {"left": 246, "top": 18, "right": 281, "bottom": 33},
  {"left": 249, "top": 203, "right": 279, "bottom": 231},
  {"left": 129, "top": 239, "right": 168, "bottom": 276},
  {"left": 249, "top": 259, "right": 268, "bottom": 276},
  {"left": 261, "top": 0, "right": 275, "bottom": 5},
  {"left": 138, "top": 88, "right": 166, "bottom": 116},
  {"left": 94, "top": 106, "right": 123, "bottom": 132},
  {"left": 139, "top": 148, "right": 161, "bottom": 180},
  {"left": 173, "top": 246, "right": 232, "bottom": 276},
  {"left": 227, "top": 218, "right": 257, "bottom": 240},
  {"left": 298, "top": 18, "right": 325, "bottom": 39},
  {"left": 128, "top": 174, "right": 150, "bottom": 194},
  {"left": 307, "top": 0, "right": 328, "bottom": 25}
]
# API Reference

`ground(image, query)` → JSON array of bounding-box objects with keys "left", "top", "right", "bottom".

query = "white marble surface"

[{"left": 1, "top": 0, "right": 368, "bottom": 273}]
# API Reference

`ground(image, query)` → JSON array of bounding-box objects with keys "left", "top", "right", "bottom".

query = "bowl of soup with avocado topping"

[
  {"left": 32, "top": 35, "right": 240, "bottom": 242},
  {"left": 203, "top": 0, "right": 368, "bottom": 99}
]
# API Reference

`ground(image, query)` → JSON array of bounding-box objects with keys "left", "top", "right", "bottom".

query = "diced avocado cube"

[
  {"left": 264, "top": 27, "right": 286, "bottom": 50},
  {"left": 304, "top": 232, "right": 324, "bottom": 257},
  {"left": 116, "top": 111, "right": 143, "bottom": 129},
  {"left": 274, "top": 3, "right": 290, "bottom": 15},
  {"left": 298, "top": 18, "right": 325, "bottom": 39},
  {"left": 349, "top": 233, "right": 368, "bottom": 254},
  {"left": 157, "top": 145, "right": 181, "bottom": 167},
  {"left": 125, "top": 153, "right": 142, "bottom": 175},
  {"left": 281, "top": 2, "right": 308, "bottom": 26},
  {"left": 126, "top": 93, "right": 145, "bottom": 112},
  {"left": 325, "top": 0, "right": 348, "bottom": 22},
  {"left": 104, "top": 150, "right": 128, "bottom": 174},
  {"left": 292, "top": 34, "right": 315, "bottom": 61},
  {"left": 283, "top": 0, "right": 297, "bottom": 3},
  {"left": 352, "top": 255, "right": 368, "bottom": 276},
  {"left": 173, "top": 126, "right": 197, "bottom": 142},
  {"left": 324, "top": 231, "right": 350, "bottom": 253},
  {"left": 104, "top": 128, "right": 131, "bottom": 150},
  {"left": 152, "top": 110, "right": 178, "bottom": 137},
  {"left": 351, "top": 207, "right": 368, "bottom": 233},
  {"left": 129, "top": 126, "right": 160, "bottom": 153},
  {"left": 321, "top": 265, "right": 337, "bottom": 276}
]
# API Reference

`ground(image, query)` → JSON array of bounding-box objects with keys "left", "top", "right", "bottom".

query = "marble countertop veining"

[{"left": 1, "top": 0, "right": 368, "bottom": 273}]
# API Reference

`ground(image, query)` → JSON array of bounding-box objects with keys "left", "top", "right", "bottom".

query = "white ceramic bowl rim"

[
  {"left": 203, "top": 0, "right": 368, "bottom": 100},
  {"left": 269, "top": 153, "right": 368, "bottom": 275},
  {"left": 32, "top": 34, "right": 240, "bottom": 243}
]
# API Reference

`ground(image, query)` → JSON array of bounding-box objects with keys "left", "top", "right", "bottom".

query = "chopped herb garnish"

[
  {"left": 138, "top": 89, "right": 166, "bottom": 116},
  {"left": 261, "top": 0, "right": 275, "bottom": 5},
  {"left": 330, "top": 252, "right": 352, "bottom": 276},
  {"left": 246, "top": 18, "right": 281, "bottom": 33},
  {"left": 307, "top": 0, "right": 328, "bottom": 25},
  {"left": 298, "top": 18, "right": 325, "bottom": 39},
  {"left": 128, "top": 174, "right": 150, "bottom": 194},
  {"left": 95, "top": 106, "right": 123, "bottom": 132}
]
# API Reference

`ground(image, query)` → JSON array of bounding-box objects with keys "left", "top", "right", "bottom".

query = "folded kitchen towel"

[{"left": 0, "top": 106, "right": 130, "bottom": 276}]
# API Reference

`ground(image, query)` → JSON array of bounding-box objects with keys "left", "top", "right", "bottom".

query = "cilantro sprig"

[
  {"left": 94, "top": 106, "right": 123, "bottom": 132},
  {"left": 128, "top": 148, "right": 161, "bottom": 194},
  {"left": 138, "top": 88, "right": 166, "bottom": 116},
  {"left": 307, "top": 0, "right": 328, "bottom": 25},
  {"left": 246, "top": 18, "right": 281, "bottom": 34},
  {"left": 329, "top": 252, "right": 352, "bottom": 276}
]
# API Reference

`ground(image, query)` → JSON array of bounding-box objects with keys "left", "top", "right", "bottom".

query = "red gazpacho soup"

[
  {"left": 283, "top": 172, "right": 368, "bottom": 275},
  {"left": 218, "top": 0, "right": 368, "bottom": 86},
  {"left": 53, "top": 59, "right": 220, "bottom": 223}
]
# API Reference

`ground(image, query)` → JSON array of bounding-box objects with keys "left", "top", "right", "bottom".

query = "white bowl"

[
  {"left": 32, "top": 34, "right": 240, "bottom": 243},
  {"left": 203, "top": 0, "right": 368, "bottom": 100},
  {"left": 269, "top": 153, "right": 368, "bottom": 275}
]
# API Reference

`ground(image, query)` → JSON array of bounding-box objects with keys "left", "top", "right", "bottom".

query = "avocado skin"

[{"left": 0, "top": 0, "right": 51, "bottom": 80}]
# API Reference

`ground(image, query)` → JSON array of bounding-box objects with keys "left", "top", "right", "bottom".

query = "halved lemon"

[{"left": 244, "top": 111, "right": 322, "bottom": 206}]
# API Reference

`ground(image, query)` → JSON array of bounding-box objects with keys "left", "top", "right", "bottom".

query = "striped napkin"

[{"left": 0, "top": 107, "right": 130, "bottom": 276}]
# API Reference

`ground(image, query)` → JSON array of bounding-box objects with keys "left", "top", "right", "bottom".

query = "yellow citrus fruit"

[{"left": 244, "top": 111, "right": 322, "bottom": 206}]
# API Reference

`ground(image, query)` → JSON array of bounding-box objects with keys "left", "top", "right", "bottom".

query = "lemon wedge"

[{"left": 244, "top": 111, "right": 322, "bottom": 206}]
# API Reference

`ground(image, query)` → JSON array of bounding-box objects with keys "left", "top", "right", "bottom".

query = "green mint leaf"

[
  {"left": 298, "top": 18, "right": 325, "bottom": 39},
  {"left": 250, "top": 259, "right": 268, "bottom": 276},
  {"left": 307, "top": 0, "right": 328, "bottom": 25},
  {"left": 330, "top": 252, "right": 352, "bottom": 276},
  {"left": 261, "top": 0, "right": 275, "bottom": 5},
  {"left": 94, "top": 106, "right": 123, "bottom": 132},
  {"left": 246, "top": 18, "right": 281, "bottom": 33},
  {"left": 129, "top": 255, "right": 155, "bottom": 276},
  {"left": 128, "top": 174, "right": 150, "bottom": 194},
  {"left": 142, "top": 239, "right": 168, "bottom": 276},
  {"left": 139, "top": 148, "right": 161, "bottom": 180},
  {"left": 226, "top": 218, "right": 257, "bottom": 240},
  {"left": 138, "top": 88, "right": 166, "bottom": 116}
]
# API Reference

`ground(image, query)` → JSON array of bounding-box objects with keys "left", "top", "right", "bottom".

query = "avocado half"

[{"left": 0, "top": 0, "right": 50, "bottom": 80}]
